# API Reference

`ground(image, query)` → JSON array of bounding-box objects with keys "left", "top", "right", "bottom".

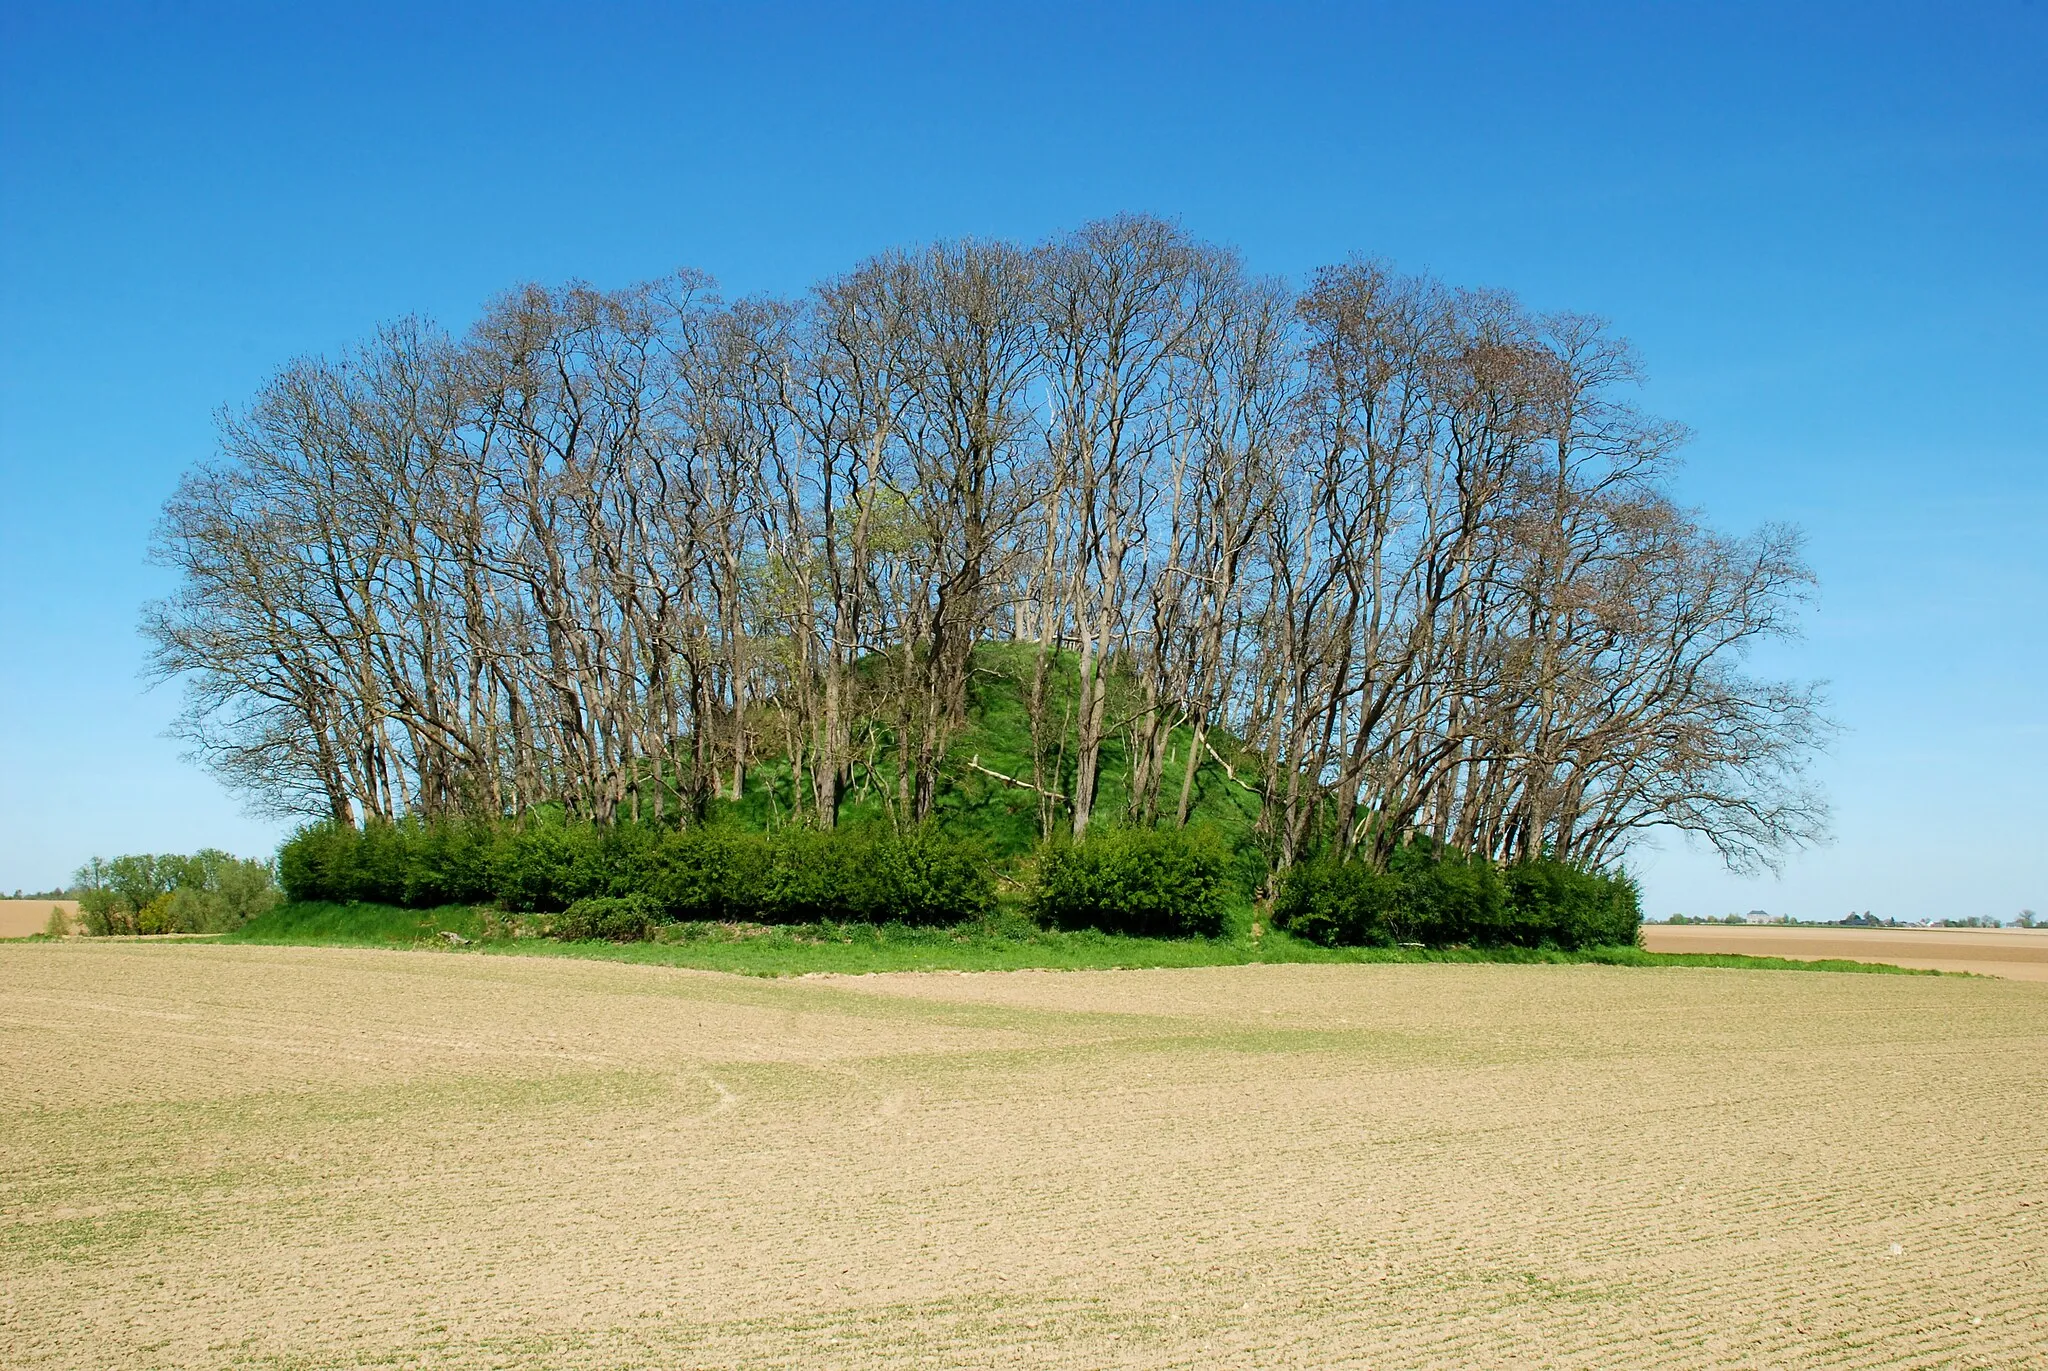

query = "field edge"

[{"left": 149, "top": 900, "right": 1966, "bottom": 979}]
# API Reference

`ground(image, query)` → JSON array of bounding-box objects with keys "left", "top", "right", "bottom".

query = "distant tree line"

[
  {"left": 147, "top": 216, "right": 1828, "bottom": 875},
  {"left": 72, "top": 851, "right": 279, "bottom": 935},
  {"left": 1667, "top": 912, "right": 2037, "bottom": 928}
]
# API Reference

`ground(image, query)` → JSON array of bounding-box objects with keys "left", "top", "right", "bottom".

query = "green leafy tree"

[{"left": 74, "top": 850, "right": 278, "bottom": 935}]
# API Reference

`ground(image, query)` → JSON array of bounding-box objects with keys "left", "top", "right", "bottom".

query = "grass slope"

[
  {"left": 716, "top": 640, "right": 1267, "bottom": 866},
  {"left": 227, "top": 899, "right": 492, "bottom": 946},
  {"left": 225, "top": 901, "right": 1950, "bottom": 978}
]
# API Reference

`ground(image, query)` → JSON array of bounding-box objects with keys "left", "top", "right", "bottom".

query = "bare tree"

[{"left": 147, "top": 222, "right": 1830, "bottom": 883}]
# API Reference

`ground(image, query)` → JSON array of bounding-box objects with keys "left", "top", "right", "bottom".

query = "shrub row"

[
  {"left": 1273, "top": 841, "right": 1640, "bottom": 950},
  {"left": 280, "top": 817, "right": 1633, "bottom": 948},
  {"left": 279, "top": 818, "right": 996, "bottom": 927},
  {"left": 279, "top": 816, "right": 1239, "bottom": 940}
]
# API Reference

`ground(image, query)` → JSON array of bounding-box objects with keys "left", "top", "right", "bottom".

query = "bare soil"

[
  {"left": 2, "top": 942, "right": 2043, "bottom": 1368},
  {"left": 0, "top": 901, "right": 76, "bottom": 939},
  {"left": 1644, "top": 923, "right": 2048, "bottom": 980}
]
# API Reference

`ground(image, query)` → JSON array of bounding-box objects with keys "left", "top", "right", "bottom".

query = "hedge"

[
  {"left": 1029, "top": 827, "right": 1231, "bottom": 938},
  {"left": 1271, "top": 841, "right": 1640, "bottom": 950},
  {"left": 278, "top": 817, "right": 994, "bottom": 929},
  {"left": 553, "top": 894, "right": 659, "bottom": 943}
]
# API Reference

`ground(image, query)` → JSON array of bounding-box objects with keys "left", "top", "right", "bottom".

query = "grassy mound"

[{"left": 717, "top": 640, "right": 1267, "bottom": 860}]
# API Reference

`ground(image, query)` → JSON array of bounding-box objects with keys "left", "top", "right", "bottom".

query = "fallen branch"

[
  {"left": 965, "top": 754, "right": 1067, "bottom": 802},
  {"left": 1202, "top": 738, "right": 1265, "bottom": 797}
]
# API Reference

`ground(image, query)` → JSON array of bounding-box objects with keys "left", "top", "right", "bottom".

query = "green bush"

[
  {"left": 756, "top": 827, "right": 875, "bottom": 922},
  {"left": 353, "top": 821, "right": 416, "bottom": 905},
  {"left": 644, "top": 826, "right": 769, "bottom": 920},
  {"left": 1029, "top": 827, "right": 1230, "bottom": 938},
  {"left": 1274, "top": 843, "right": 1639, "bottom": 950},
  {"left": 754, "top": 825, "right": 994, "bottom": 926},
  {"left": 554, "top": 894, "right": 658, "bottom": 942},
  {"left": 1386, "top": 840, "right": 1505, "bottom": 943},
  {"left": 402, "top": 820, "right": 501, "bottom": 907},
  {"left": 486, "top": 818, "right": 595, "bottom": 911},
  {"left": 1500, "top": 858, "right": 1642, "bottom": 948},
  {"left": 279, "top": 821, "right": 372, "bottom": 903},
  {"left": 1269, "top": 858, "right": 1399, "bottom": 946},
  {"left": 889, "top": 826, "right": 1000, "bottom": 926}
]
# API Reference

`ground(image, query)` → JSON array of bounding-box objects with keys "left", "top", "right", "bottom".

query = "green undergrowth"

[
  {"left": 219, "top": 901, "right": 1953, "bottom": 978},
  {"left": 224, "top": 899, "right": 493, "bottom": 946}
]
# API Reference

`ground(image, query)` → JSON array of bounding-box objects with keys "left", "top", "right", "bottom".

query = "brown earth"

[
  {"left": 0, "top": 901, "right": 77, "bottom": 939},
  {"left": 1644, "top": 923, "right": 2048, "bottom": 981},
  {"left": 2, "top": 942, "right": 2043, "bottom": 1369}
]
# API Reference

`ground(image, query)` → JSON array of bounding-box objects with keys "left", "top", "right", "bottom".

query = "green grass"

[
  {"left": 714, "top": 640, "right": 1268, "bottom": 866},
  {"left": 224, "top": 899, "right": 491, "bottom": 946},
  {"left": 219, "top": 901, "right": 1953, "bottom": 978}
]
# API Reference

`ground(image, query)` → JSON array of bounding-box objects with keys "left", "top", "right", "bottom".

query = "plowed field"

[
  {"left": 0, "top": 901, "right": 75, "bottom": 939},
  {"left": 3, "top": 943, "right": 2043, "bottom": 1368},
  {"left": 1643, "top": 923, "right": 2048, "bottom": 980}
]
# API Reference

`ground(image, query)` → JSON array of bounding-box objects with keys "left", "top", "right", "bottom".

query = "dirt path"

[
  {"left": 1643, "top": 922, "right": 2048, "bottom": 979},
  {"left": 2, "top": 942, "right": 2043, "bottom": 1368}
]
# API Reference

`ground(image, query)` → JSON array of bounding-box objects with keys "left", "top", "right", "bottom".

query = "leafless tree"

[{"left": 147, "top": 219, "right": 1831, "bottom": 880}]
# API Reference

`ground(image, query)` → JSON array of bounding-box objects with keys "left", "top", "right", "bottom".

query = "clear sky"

[{"left": 2, "top": 1, "right": 2042, "bottom": 918}]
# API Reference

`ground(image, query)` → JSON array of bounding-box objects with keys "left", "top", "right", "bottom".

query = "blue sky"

[{"left": 2, "top": 1, "right": 2042, "bottom": 918}]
